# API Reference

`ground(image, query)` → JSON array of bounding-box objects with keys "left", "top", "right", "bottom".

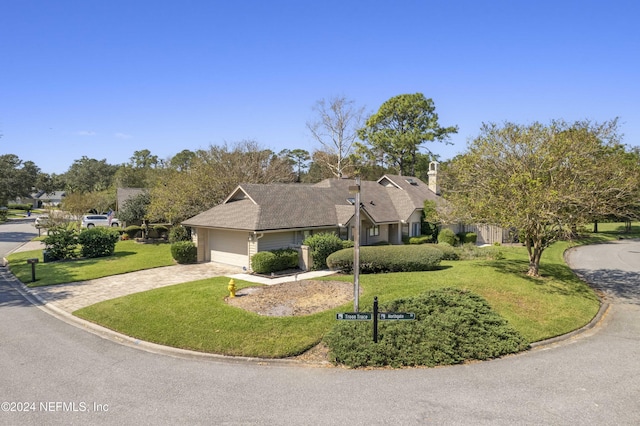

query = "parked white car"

[
  {"left": 34, "top": 215, "right": 52, "bottom": 228},
  {"left": 81, "top": 214, "right": 120, "bottom": 228}
]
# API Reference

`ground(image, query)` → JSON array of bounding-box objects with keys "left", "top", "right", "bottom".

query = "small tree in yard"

[
  {"left": 118, "top": 191, "right": 151, "bottom": 225},
  {"left": 443, "top": 119, "right": 640, "bottom": 276},
  {"left": 43, "top": 226, "right": 78, "bottom": 260}
]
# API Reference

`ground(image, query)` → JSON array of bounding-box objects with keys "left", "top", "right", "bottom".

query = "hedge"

[
  {"left": 124, "top": 225, "right": 142, "bottom": 239},
  {"left": 408, "top": 235, "right": 433, "bottom": 245},
  {"left": 251, "top": 248, "right": 298, "bottom": 274},
  {"left": 78, "top": 227, "right": 120, "bottom": 258},
  {"left": 326, "top": 245, "right": 443, "bottom": 274},
  {"left": 457, "top": 232, "right": 478, "bottom": 244},
  {"left": 171, "top": 241, "right": 197, "bottom": 264}
]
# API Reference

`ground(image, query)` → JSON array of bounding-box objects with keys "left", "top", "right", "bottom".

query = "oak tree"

[{"left": 443, "top": 119, "right": 639, "bottom": 276}]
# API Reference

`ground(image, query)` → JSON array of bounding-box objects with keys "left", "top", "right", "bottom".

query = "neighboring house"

[
  {"left": 13, "top": 190, "right": 66, "bottom": 208},
  {"left": 182, "top": 162, "right": 444, "bottom": 270},
  {"left": 116, "top": 188, "right": 147, "bottom": 225}
]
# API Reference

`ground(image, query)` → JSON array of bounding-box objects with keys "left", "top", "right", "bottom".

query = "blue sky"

[{"left": 1, "top": 0, "right": 638, "bottom": 175}]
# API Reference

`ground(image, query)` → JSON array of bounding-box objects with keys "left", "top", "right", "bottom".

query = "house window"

[
  {"left": 369, "top": 225, "right": 380, "bottom": 237},
  {"left": 411, "top": 222, "right": 420, "bottom": 237}
]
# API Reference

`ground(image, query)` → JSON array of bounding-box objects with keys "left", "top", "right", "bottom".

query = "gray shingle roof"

[{"left": 182, "top": 175, "right": 438, "bottom": 231}]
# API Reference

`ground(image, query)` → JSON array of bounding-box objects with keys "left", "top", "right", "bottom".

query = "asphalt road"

[{"left": 1, "top": 220, "right": 639, "bottom": 425}]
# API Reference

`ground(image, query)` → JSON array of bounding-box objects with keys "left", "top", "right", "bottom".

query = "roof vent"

[
  {"left": 405, "top": 178, "right": 418, "bottom": 186},
  {"left": 347, "top": 198, "right": 356, "bottom": 205}
]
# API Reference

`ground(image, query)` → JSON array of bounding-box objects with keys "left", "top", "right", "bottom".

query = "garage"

[{"left": 209, "top": 229, "right": 248, "bottom": 268}]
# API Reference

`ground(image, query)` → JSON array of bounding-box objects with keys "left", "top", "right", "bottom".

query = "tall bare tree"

[{"left": 307, "top": 96, "right": 365, "bottom": 178}]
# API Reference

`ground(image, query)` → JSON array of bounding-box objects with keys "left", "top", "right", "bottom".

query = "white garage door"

[{"left": 209, "top": 230, "right": 248, "bottom": 268}]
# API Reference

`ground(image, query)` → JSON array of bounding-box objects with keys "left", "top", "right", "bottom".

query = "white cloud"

[
  {"left": 76, "top": 130, "right": 96, "bottom": 136},
  {"left": 115, "top": 132, "right": 132, "bottom": 139}
]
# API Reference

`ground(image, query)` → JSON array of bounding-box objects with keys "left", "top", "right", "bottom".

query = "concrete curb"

[
  {"left": 1, "top": 241, "right": 611, "bottom": 367},
  {"left": 1, "top": 267, "right": 329, "bottom": 368}
]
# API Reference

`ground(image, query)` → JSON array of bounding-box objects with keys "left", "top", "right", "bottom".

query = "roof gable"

[{"left": 183, "top": 175, "right": 439, "bottom": 231}]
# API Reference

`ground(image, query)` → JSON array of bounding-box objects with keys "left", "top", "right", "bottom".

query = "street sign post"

[
  {"left": 337, "top": 296, "right": 415, "bottom": 343},
  {"left": 336, "top": 312, "right": 372, "bottom": 321},
  {"left": 379, "top": 312, "right": 416, "bottom": 320}
]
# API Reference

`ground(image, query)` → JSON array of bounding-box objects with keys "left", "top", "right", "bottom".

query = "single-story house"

[
  {"left": 116, "top": 187, "right": 147, "bottom": 213},
  {"left": 13, "top": 190, "right": 66, "bottom": 208},
  {"left": 182, "top": 162, "right": 444, "bottom": 270}
]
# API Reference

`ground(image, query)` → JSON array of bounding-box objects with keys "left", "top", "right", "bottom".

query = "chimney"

[{"left": 427, "top": 161, "right": 440, "bottom": 195}]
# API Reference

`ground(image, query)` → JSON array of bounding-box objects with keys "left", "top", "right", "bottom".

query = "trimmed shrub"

[
  {"left": 8, "top": 203, "right": 32, "bottom": 211},
  {"left": 124, "top": 225, "right": 142, "bottom": 239},
  {"left": 251, "top": 248, "right": 299, "bottom": 274},
  {"left": 434, "top": 242, "right": 459, "bottom": 260},
  {"left": 0, "top": 208, "right": 7, "bottom": 221},
  {"left": 323, "top": 288, "right": 530, "bottom": 368},
  {"left": 78, "top": 227, "right": 120, "bottom": 258},
  {"left": 341, "top": 240, "right": 354, "bottom": 249},
  {"left": 169, "top": 225, "right": 190, "bottom": 243},
  {"left": 326, "top": 245, "right": 443, "bottom": 274},
  {"left": 153, "top": 225, "right": 169, "bottom": 239},
  {"left": 43, "top": 225, "right": 79, "bottom": 260},
  {"left": 303, "top": 232, "right": 344, "bottom": 270},
  {"left": 437, "top": 228, "right": 458, "bottom": 245},
  {"left": 171, "top": 241, "right": 197, "bottom": 264},
  {"left": 457, "top": 232, "right": 477, "bottom": 244},
  {"left": 408, "top": 235, "right": 433, "bottom": 245}
]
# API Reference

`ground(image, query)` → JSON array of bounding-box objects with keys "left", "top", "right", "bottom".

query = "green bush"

[
  {"left": 169, "top": 225, "right": 191, "bottom": 243},
  {"left": 323, "top": 288, "right": 530, "bottom": 368},
  {"left": 124, "top": 225, "right": 142, "bottom": 239},
  {"left": 408, "top": 235, "right": 433, "bottom": 245},
  {"left": 457, "top": 232, "right": 477, "bottom": 244},
  {"left": 78, "top": 227, "right": 120, "bottom": 258},
  {"left": 341, "top": 240, "right": 354, "bottom": 249},
  {"left": 0, "top": 208, "right": 7, "bottom": 221},
  {"left": 43, "top": 225, "right": 79, "bottom": 260},
  {"left": 153, "top": 225, "right": 169, "bottom": 239},
  {"left": 434, "top": 242, "right": 459, "bottom": 260},
  {"left": 171, "top": 241, "right": 197, "bottom": 264},
  {"left": 251, "top": 248, "right": 298, "bottom": 274},
  {"left": 8, "top": 203, "right": 32, "bottom": 211},
  {"left": 303, "top": 232, "right": 344, "bottom": 270},
  {"left": 457, "top": 243, "right": 504, "bottom": 260},
  {"left": 437, "top": 228, "right": 458, "bottom": 245},
  {"left": 326, "top": 245, "right": 443, "bottom": 274}
]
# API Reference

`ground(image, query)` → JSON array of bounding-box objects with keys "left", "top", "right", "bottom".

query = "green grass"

[
  {"left": 7, "top": 240, "right": 174, "bottom": 287},
  {"left": 20, "top": 222, "right": 635, "bottom": 360},
  {"left": 76, "top": 278, "right": 342, "bottom": 357},
  {"left": 75, "top": 242, "right": 601, "bottom": 358}
]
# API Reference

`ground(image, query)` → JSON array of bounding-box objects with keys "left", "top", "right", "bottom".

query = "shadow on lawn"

[{"left": 483, "top": 258, "right": 598, "bottom": 299}]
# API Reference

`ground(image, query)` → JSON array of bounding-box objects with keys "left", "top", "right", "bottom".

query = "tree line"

[
  {"left": 3, "top": 94, "right": 639, "bottom": 280},
  {"left": 1, "top": 93, "right": 457, "bottom": 222}
]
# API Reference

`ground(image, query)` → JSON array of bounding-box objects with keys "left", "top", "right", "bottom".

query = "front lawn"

[
  {"left": 74, "top": 241, "right": 601, "bottom": 358},
  {"left": 8, "top": 240, "right": 174, "bottom": 287}
]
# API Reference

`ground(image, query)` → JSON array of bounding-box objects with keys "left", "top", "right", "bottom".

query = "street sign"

[
  {"left": 378, "top": 312, "right": 415, "bottom": 320},
  {"left": 336, "top": 312, "right": 372, "bottom": 321}
]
